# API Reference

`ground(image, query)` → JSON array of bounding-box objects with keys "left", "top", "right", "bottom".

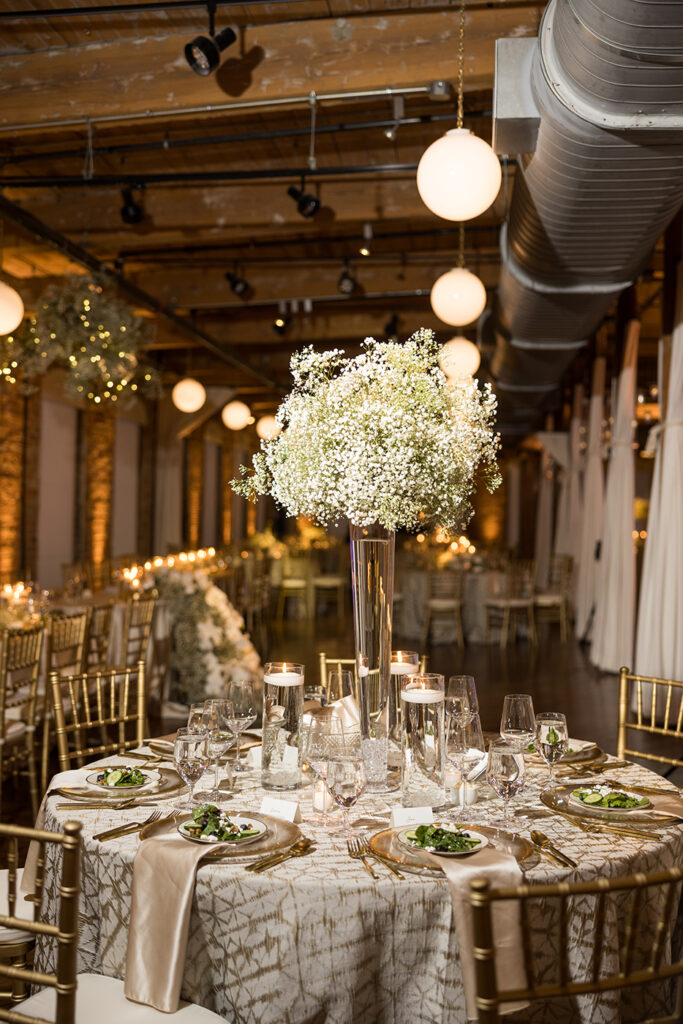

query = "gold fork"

[
  {"left": 357, "top": 835, "right": 404, "bottom": 879},
  {"left": 93, "top": 809, "right": 162, "bottom": 842},
  {"left": 347, "top": 837, "right": 379, "bottom": 879}
]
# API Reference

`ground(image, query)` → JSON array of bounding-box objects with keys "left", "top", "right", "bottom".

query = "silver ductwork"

[{"left": 490, "top": 0, "right": 683, "bottom": 436}]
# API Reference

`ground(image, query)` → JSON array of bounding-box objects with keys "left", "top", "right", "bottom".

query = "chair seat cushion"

[
  {"left": 19, "top": 973, "right": 224, "bottom": 1022},
  {"left": 427, "top": 598, "right": 461, "bottom": 611},
  {"left": 534, "top": 592, "right": 562, "bottom": 607},
  {"left": 486, "top": 597, "right": 533, "bottom": 609},
  {"left": 312, "top": 576, "right": 345, "bottom": 587},
  {"left": 0, "top": 868, "right": 35, "bottom": 944},
  {"left": 280, "top": 578, "right": 308, "bottom": 589}
]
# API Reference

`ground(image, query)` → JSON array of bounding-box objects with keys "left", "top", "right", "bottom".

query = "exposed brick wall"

[
  {"left": 22, "top": 386, "right": 41, "bottom": 579},
  {"left": 137, "top": 399, "right": 157, "bottom": 558},
  {"left": 83, "top": 407, "right": 115, "bottom": 588},
  {"left": 0, "top": 383, "right": 25, "bottom": 581},
  {"left": 184, "top": 434, "right": 203, "bottom": 549},
  {"left": 221, "top": 436, "right": 233, "bottom": 546}
]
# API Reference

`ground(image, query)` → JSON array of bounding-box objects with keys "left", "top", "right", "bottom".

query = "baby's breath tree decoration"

[
  {"left": 0, "top": 315, "right": 60, "bottom": 389},
  {"left": 232, "top": 328, "right": 500, "bottom": 534},
  {"left": 34, "top": 276, "right": 160, "bottom": 406}
]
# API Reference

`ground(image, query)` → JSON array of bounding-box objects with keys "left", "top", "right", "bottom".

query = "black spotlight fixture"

[
  {"left": 273, "top": 315, "right": 290, "bottom": 336},
  {"left": 185, "top": 2, "right": 237, "bottom": 77},
  {"left": 338, "top": 263, "right": 357, "bottom": 296},
  {"left": 225, "top": 270, "right": 249, "bottom": 297},
  {"left": 120, "top": 187, "right": 144, "bottom": 225},
  {"left": 287, "top": 179, "right": 320, "bottom": 220}
]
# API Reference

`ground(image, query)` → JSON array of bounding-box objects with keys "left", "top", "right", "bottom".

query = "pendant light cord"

[
  {"left": 456, "top": 0, "right": 465, "bottom": 130},
  {"left": 457, "top": 222, "right": 465, "bottom": 268}
]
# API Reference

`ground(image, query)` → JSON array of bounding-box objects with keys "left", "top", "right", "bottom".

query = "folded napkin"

[
  {"left": 302, "top": 694, "right": 360, "bottom": 732},
  {"left": 650, "top": 793, "right": 683, "bottom": 817},
  {"left": 425, "top": 845, "right": 527, "bottom": 1020},
  {"left": 125, "top": 830, "right": 215, "bottom": 1013}
]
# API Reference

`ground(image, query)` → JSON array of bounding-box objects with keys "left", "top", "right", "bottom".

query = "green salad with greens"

[
  {"left": 405, "top": 824, "right": 482, "bottom": 853},
  {"left": 572, "top": 787, "right": 648, "bottom": 810},
  {"left": 183, "top": 804, "right": 261, "bottom": 842},
  {"left": 97, "top": 767, "right": 146, "bottom": 787}
]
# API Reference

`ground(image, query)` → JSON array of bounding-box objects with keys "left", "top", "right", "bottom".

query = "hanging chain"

[
  {"left": 457, "top": 0, "right": 465, "bottom": 130},
  {"left": 82, "top": 119, "right": 94, "bottom": 181},
  {"left": 458, "top": 222, "right": 465, "bottom": 268},
  {"left": 308, "top": 92, "right": 317, "bottom": 171}
]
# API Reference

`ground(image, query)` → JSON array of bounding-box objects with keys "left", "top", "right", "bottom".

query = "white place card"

[
  {"left": 390, "top": 806, "right": 434, "bottom": 829},
  {"left": 259, "top": 796, "right": 302, "bottom": 823},
  {"left": 245, "top": 745, "right": 262, "bottom": 768}
]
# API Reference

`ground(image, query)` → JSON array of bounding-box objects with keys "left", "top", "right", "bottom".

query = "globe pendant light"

[
  {"left": 431, "top": 267, "right": 486, "bottom": 327},
  {"left": 439, "top": 336, "right": 481, "bottom": 379},
  {"left": 222, "top": 399, "right": 252, "bottom": 430},
  {"left": 0, "top": 281, "right": 24, "bottom": 335},
  {"left": 416, "top": 0, "right": 501, "bottom": 222},
  {"left": 172, "top": 377, "right": 206, "bottom": 413},
  {"left": 256, "top": 414, "right": 281, "bottom": 440}
]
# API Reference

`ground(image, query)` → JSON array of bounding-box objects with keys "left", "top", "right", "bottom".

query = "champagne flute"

[
  {"left": 327, "top": 734, "right": 366, "bottom": 837},
  {"left": 173, "top": 728, "right": 210, "bottom": 811},
  {"left": 486, "top": 739, "right": 525, "bottom": 827},
  {"left": 500, "top": 694, "right": 536, "bottom": 752},
  {"left": 227, "top": 680, "right": 256, "bottom": 773},
  {"left": 196, "top": 699, "right": 234, "bottom": 803},
  {"left": 534, "top": 712, "right": 569, "bottom": 787},
  {"left": 301, "top": 715, "right": 345, "bottom": 825}
]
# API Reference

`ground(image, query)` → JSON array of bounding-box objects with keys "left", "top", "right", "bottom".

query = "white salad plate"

[
  {"left": 397, "top": 825, "right": 489, "bottom": 857},
  {"left": 85, "top": 769, "right": 159, "bottom": 791},
  {"left": 177, "top": 814, "right": 268, "bottom": 845},
  {"left": 569, "top": 789, "right": 651, "bottom": 813}
]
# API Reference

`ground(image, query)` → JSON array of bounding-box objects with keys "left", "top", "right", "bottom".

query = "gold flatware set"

[
  {"left": 530, "top": 830, "right": 577, "bottom": 868},
  {"left": 244, "top": 838, "right": 315, "bottom": 873},
  {"left": 94, "top": 809, "right": 167, "bottom": 842}
]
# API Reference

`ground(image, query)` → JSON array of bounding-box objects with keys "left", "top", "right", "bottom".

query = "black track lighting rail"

[
  {"left": 0, "top": 0, "right": 311, "bottom": 20},
  {"left": 0, "top": 163, "right": 419, "bottom": 189},
  {"left": 0, "top": 194, "right": 282, "bottom": 391}
]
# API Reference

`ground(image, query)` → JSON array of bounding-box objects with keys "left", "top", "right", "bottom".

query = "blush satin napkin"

[
  {"left": 124, "top": 830, "right": 214, "bottom": 1013},
  {"left": 425, "top": 845, "right": 528, "bottom": 1020}
]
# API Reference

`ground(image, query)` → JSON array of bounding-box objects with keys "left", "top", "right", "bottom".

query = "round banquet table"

[{"left": 37, "top": 752, "right": 683, "bottom": 1024}]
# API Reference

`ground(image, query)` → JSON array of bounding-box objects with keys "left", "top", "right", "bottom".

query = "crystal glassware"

[
  {"left": 226, "top": 680, "right": 257, "bottom": 774},
  {"left": 400, "top": 673, "right": 446, "bottom": 808},
  {"left": 389, "top": 650, "right": 419, "bottom": 742},
  {"left": 173, "top": 728, "right": 210, "bottom": 811},
  {"left": 325, "top": 670, "right": 354, "bottom": 704},
  {"left": 300, "top": 714, "right": 345, "bottom": 825},
  {"left": 534, "top": 712, "right": 569, "bottom": 787},
  {"left": 261, "top": 663, "right": 304, "bottom": 790},
  {"left": 500, "top": 694, "right": 536, "bottom": 751},
  {"left": 445, "top": 711, "right": 487, "bottom": 809},
  {"left": 327, "top": 735, "right": 367, "bottom": 837},
  {"left": 486, "top": 738, "right": 525, "bottom": 826},
  {"left": 195, "top": 699, "right": 234, "bottom": 803},
  {"left": 187, "top": 703, "right": 205, "bottom": 732}
]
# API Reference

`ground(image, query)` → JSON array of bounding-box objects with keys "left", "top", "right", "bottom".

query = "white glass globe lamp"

[
  {"left": 439, "top": 337, "right": 481, "bottom": 379},
  {"left": 0, "top": 283, "right": 24, "bottom": 335},
  {"left": 417, "top": 129, "right": 502, "bottom": 222},
  {"left": 256, "top": 415, "right": 281, "bottom": 440},
  {"left": 222, "top": 400, "right": 252, "bottom": 430},
  {"left": 172, "top": 377, "right": 206, "bottom": 413},
  {"left": 430, "top": 267, "right": 486, "bottom": 326}
]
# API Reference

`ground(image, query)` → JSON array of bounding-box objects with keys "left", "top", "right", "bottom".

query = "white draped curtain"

[
  {"left": 575, "top": 359, "right": 605, "bottom": 640},
  {"left": 536, "top": 431, "right": 571, "bottom": 556},
  {"left": 635, "top": 262, "right": 683, "bottom": 680},
  {"left": 591, "top": 321, "right": 639, "bottom": 672},
  {"left": 505, "top": 460, "right": 521, "bottom": 552},
  {"left": 567, "top": 404, "right": 584, "bottom": 598},
  {"left": 533, "top": 447, "right": 554, "bottom": 588}
]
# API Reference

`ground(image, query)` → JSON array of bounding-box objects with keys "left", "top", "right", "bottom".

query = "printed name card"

[
  {"left": 245, "top": 745, "right": 262, "bottom": 768},
  {"left": 390, "top": 806, "right": 434, "bottom": 829},
  {"left": 259, "top": 796, "right": 303, "bottom": 823}
]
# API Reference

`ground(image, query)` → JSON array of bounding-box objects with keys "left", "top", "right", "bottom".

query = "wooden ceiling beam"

[{"left": 0, "top": 7, "right": 540, "bottom": 133}]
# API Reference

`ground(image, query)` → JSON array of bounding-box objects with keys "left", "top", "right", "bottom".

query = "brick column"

[
  {"left": 184, "top": 433, "right": 203, "bottom": 550},
  {"left": 83, "top": 407, "right": 115, "bottom": 589}
]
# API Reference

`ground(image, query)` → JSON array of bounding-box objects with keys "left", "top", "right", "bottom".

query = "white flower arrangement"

[
  {"left": 152, "top": 566, "right": 263, "bottom": 705},
  {"left": 232, "top": 329, "right": 500, "bottom": 533}
]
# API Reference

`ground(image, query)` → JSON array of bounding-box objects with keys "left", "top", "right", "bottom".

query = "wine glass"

[
  {"left": 486, "top": 739, "right": 525, "bottom": 827},
  {"left": 446, "top": 675, "right": 479, "bottom": 726},
  {"left": 187, "top": 703, "right": 205, "bottom": 732},
  {"left": 326, "top": 670, "right": 354, "bottom": 704},
  {"left": 196, "top": 699, "right": 234, "bottom": 803},
  {"left": 300, "top": 715, "right": 345, "bottom": 825},
  {"left": 226, "top": 680, "right": 256, "bottom": 773},
  {"left": 173, "top": 728, "right": 210, "bottom": 812},
  {"left": 327, "top": 734, "right": 366, "bottom": 837},
  {"left": 534, "top": 712, "right": 569, "bottom": 787},
  {"left": 446, "top": 712, "right": 487, "bottom": 809},
  {"left": 500, "top": 694, "right": 536, "bottom": 752}
]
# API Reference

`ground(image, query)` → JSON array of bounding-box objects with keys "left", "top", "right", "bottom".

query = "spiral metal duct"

[{"left": 491, "top": 0, "right": 683, "bottom": 435}]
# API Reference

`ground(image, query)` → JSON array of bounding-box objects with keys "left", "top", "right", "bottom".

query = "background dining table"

[{"left": 35, "top": 750, "right": 683, "bottom": 1024}]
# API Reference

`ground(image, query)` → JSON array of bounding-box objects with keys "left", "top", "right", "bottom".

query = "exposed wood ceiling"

[{"left": 0, "top": 0, "right": 664, "bottom": 417}]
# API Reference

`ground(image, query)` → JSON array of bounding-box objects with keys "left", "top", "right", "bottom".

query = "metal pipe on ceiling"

[{"left": 0, "top": 0, "right": 314, "bottom": 19}]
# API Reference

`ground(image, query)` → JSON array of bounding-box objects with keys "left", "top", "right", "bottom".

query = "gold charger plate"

[
  {"left": 140, "top": 810, "right": 301, "bottom": 863},
  {"left": 369, "top": 823, "right": 535, "bottom": 875},
  {"left": 56, "top": 767, "right": 185, "bottom": 802},
  {"left": 541, "top": 785, "right": 682, "bottom": 825}
]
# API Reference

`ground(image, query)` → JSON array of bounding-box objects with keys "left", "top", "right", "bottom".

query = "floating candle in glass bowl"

[
  {"left": 262, "top": 662, "right": 305, "bottom": 791},
  {"left": 390, "top": 650, "right": 420, "bottom": 676},
  {"left": 400, "top": 674, "right": 446, "bottom": 807},
  {"left": 389, "top": 651, "right": 419, "bottom": 742}
]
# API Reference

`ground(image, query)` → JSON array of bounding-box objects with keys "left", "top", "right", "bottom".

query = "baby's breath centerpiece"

[{"left": 232, "top": 328, "right": 500, "bottom": 532}]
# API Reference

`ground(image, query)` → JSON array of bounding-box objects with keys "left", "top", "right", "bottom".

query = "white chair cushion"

[
  {"left": 427, "top": 598, "right": 460, "bottom": 611},
  {"left": 312, "top": 576, "right": 345, "bottom": 587},
  {"left": 486, "top": 597, "right": 533, "bottom": 608},
  {"left": 534, "top": 592, "right": 562, "bottom": 607},
  {"left": 19, "top": 973, "right": 224, "bottom": 1022},
  {"left": 280, "top": 578, "right": 308, "bottom": 589},
  {"left": 0, "top": 868, "right": 35, "bottom": 944}
]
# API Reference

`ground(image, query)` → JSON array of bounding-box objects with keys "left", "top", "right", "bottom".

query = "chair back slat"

[
  {"left": 47, "top": 613, "right": 88, "bottom": 678},
  {"left": 119, "top": 595, "right": 155, "bottom": 669},
  {"left": 617, "top": 667, "right": 683, "bottom": 770},
  {"left": 651, "top": 880, "right": 679, "bottom": 972},
  {"left": 518, "top": 895, "right": 534, "bottom": 990},
  {"left": 592, "top": 889, "right": 607, "bottom": 982},
  {"left": 85, "top": 603, "right": 113, "bottom": 671},
  {"left": 620, "top": 883, "right": 644, "bottom": 977},
  {"left": 428, "top": 569, "right": 464, "bottom": 601}
]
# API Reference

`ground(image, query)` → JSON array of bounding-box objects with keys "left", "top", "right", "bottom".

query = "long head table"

[{"left": 36, "top": 752, "right": 683, "bottom": 1024}]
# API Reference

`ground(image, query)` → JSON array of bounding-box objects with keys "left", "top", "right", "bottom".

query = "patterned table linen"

[{"left": 38, "top": 757, "right": 683, "bottom": 1024}]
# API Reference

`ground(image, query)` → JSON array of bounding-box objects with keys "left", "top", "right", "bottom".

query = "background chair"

[
  {"left": 84, "top": 602, "right": 114, "bottom": 672},
  {"left": 319, "top": 653, "right": 359, "bottom": 703},
  {"left": 311, "top": 545, "right": 347, "bottom": 619},
  {"left": 534, "top": 555, "right": 573, "bottom": 643},
  {"left": 469, "top": 866, "right": 683, "bottom": 1023},
  {"left": 618, "top": 667, "right": 683, "bottom": 771},
  {"left": 49, "top": 661, "right": 146, "bottom": 771},
  {"left": 421, "top": 568, "right": 465, "bottom": 649},
  {"left": 485, "top": 559, "right": 538, "bottom": 648},
  {"left": 276, "top": 552, "right": 313, "bottom": 622},
  {"left": 41, "top": 611, "right": 90, "bottom": 793},
  {"left": 118, "top": 593, "right": 156, "bottom": 669},
  {"left": 0, "top": 626, "right": 43, "bottom": 819}
]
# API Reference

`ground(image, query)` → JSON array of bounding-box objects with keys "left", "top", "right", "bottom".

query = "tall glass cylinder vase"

[
  {"left": 350, "top": 522, "right": 395, "bottom": 791},
  {"left": 262, "top": 662, "right": 304, "bottom": 791},
  {"left": 401, "top": 674, "right": 446, "bottom": 808}
]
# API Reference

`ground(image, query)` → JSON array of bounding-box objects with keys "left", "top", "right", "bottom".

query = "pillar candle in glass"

[
  {"left": 262, "top": 662, "right": 305, "bottom": 791},
  {"left": 389, "top": 650, "right": 419, "bottom": 742},
  {"left": 400, "top": 673, "right": 446, "bottom": 808}
]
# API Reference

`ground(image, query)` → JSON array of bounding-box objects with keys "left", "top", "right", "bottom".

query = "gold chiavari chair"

[
  {"left": 617, "top": 667, "right": 683, "bottom": 770},
  {"left": 421, "top": 568, "right": 465, "bottom": 649},
  {"left": 0, "top": 819, "right": 81, "bottom": 1023},
  {"left": 311, "top": 545, "right": 347, "bottom": 619},
  {"left": 49, "top": 661, "right": 145, "bottom": 771},
  {"left": 534, "top": 554, "right": 573, "bottom": 643},
  {"left": 469, "top": 867, "right": 683, "bottom": 1023},
  {"left": 118, "top": 593, "right": 156, "bottom": 669},
  {"left": 0, "top": 627, "right": 43, "bottom": 820},
  {"left": 60, "top": 562, "right": 85, "bottom": 596},
  {"left": 276, "top": 552, "right": 313, "bottom": 622},
  {"left": 40, "top": 612, "right": 90, "bottom": 793},
  {"left": 84, "top": 602, "right": 114, "bottom": 672},
  {"left": 485, "top": 559, "right": 539, "bottom": 648}
]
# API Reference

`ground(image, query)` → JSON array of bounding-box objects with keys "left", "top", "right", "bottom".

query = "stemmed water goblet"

[
  {"left": 187, "top": 703, "right": 205, "bottom": 732},
  {"left": 446, "top": 711, "right": 487, "bottom": 809},
  {"left": 173, "top": 727, "right": 210, "bottom": 812},
  {"left": 327, "top": 732, "right": 366, "bottom": 837},
  {"left": 534, "top": 712, "right": 569, "bottom": 787},
  {"left": 226, "top": 680, "right": 256, "bottom": 773},
  {"left": 500, "top": 694, "right": 536, "bottom": 752},
  {"left": 195, "top": 699, "right": 234, "bottom": 803},
  {"left": 445, "top": 675, "right": 479, "bottom": 795},
  {"left": 325, "top": 670, "right": 355, "bottom": 705},
  {"left": 300, "top": 715, "right": 345, "bottom": 826},
  {"left": 486, "top": 738, "right": 525, "bottom": 828}
]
